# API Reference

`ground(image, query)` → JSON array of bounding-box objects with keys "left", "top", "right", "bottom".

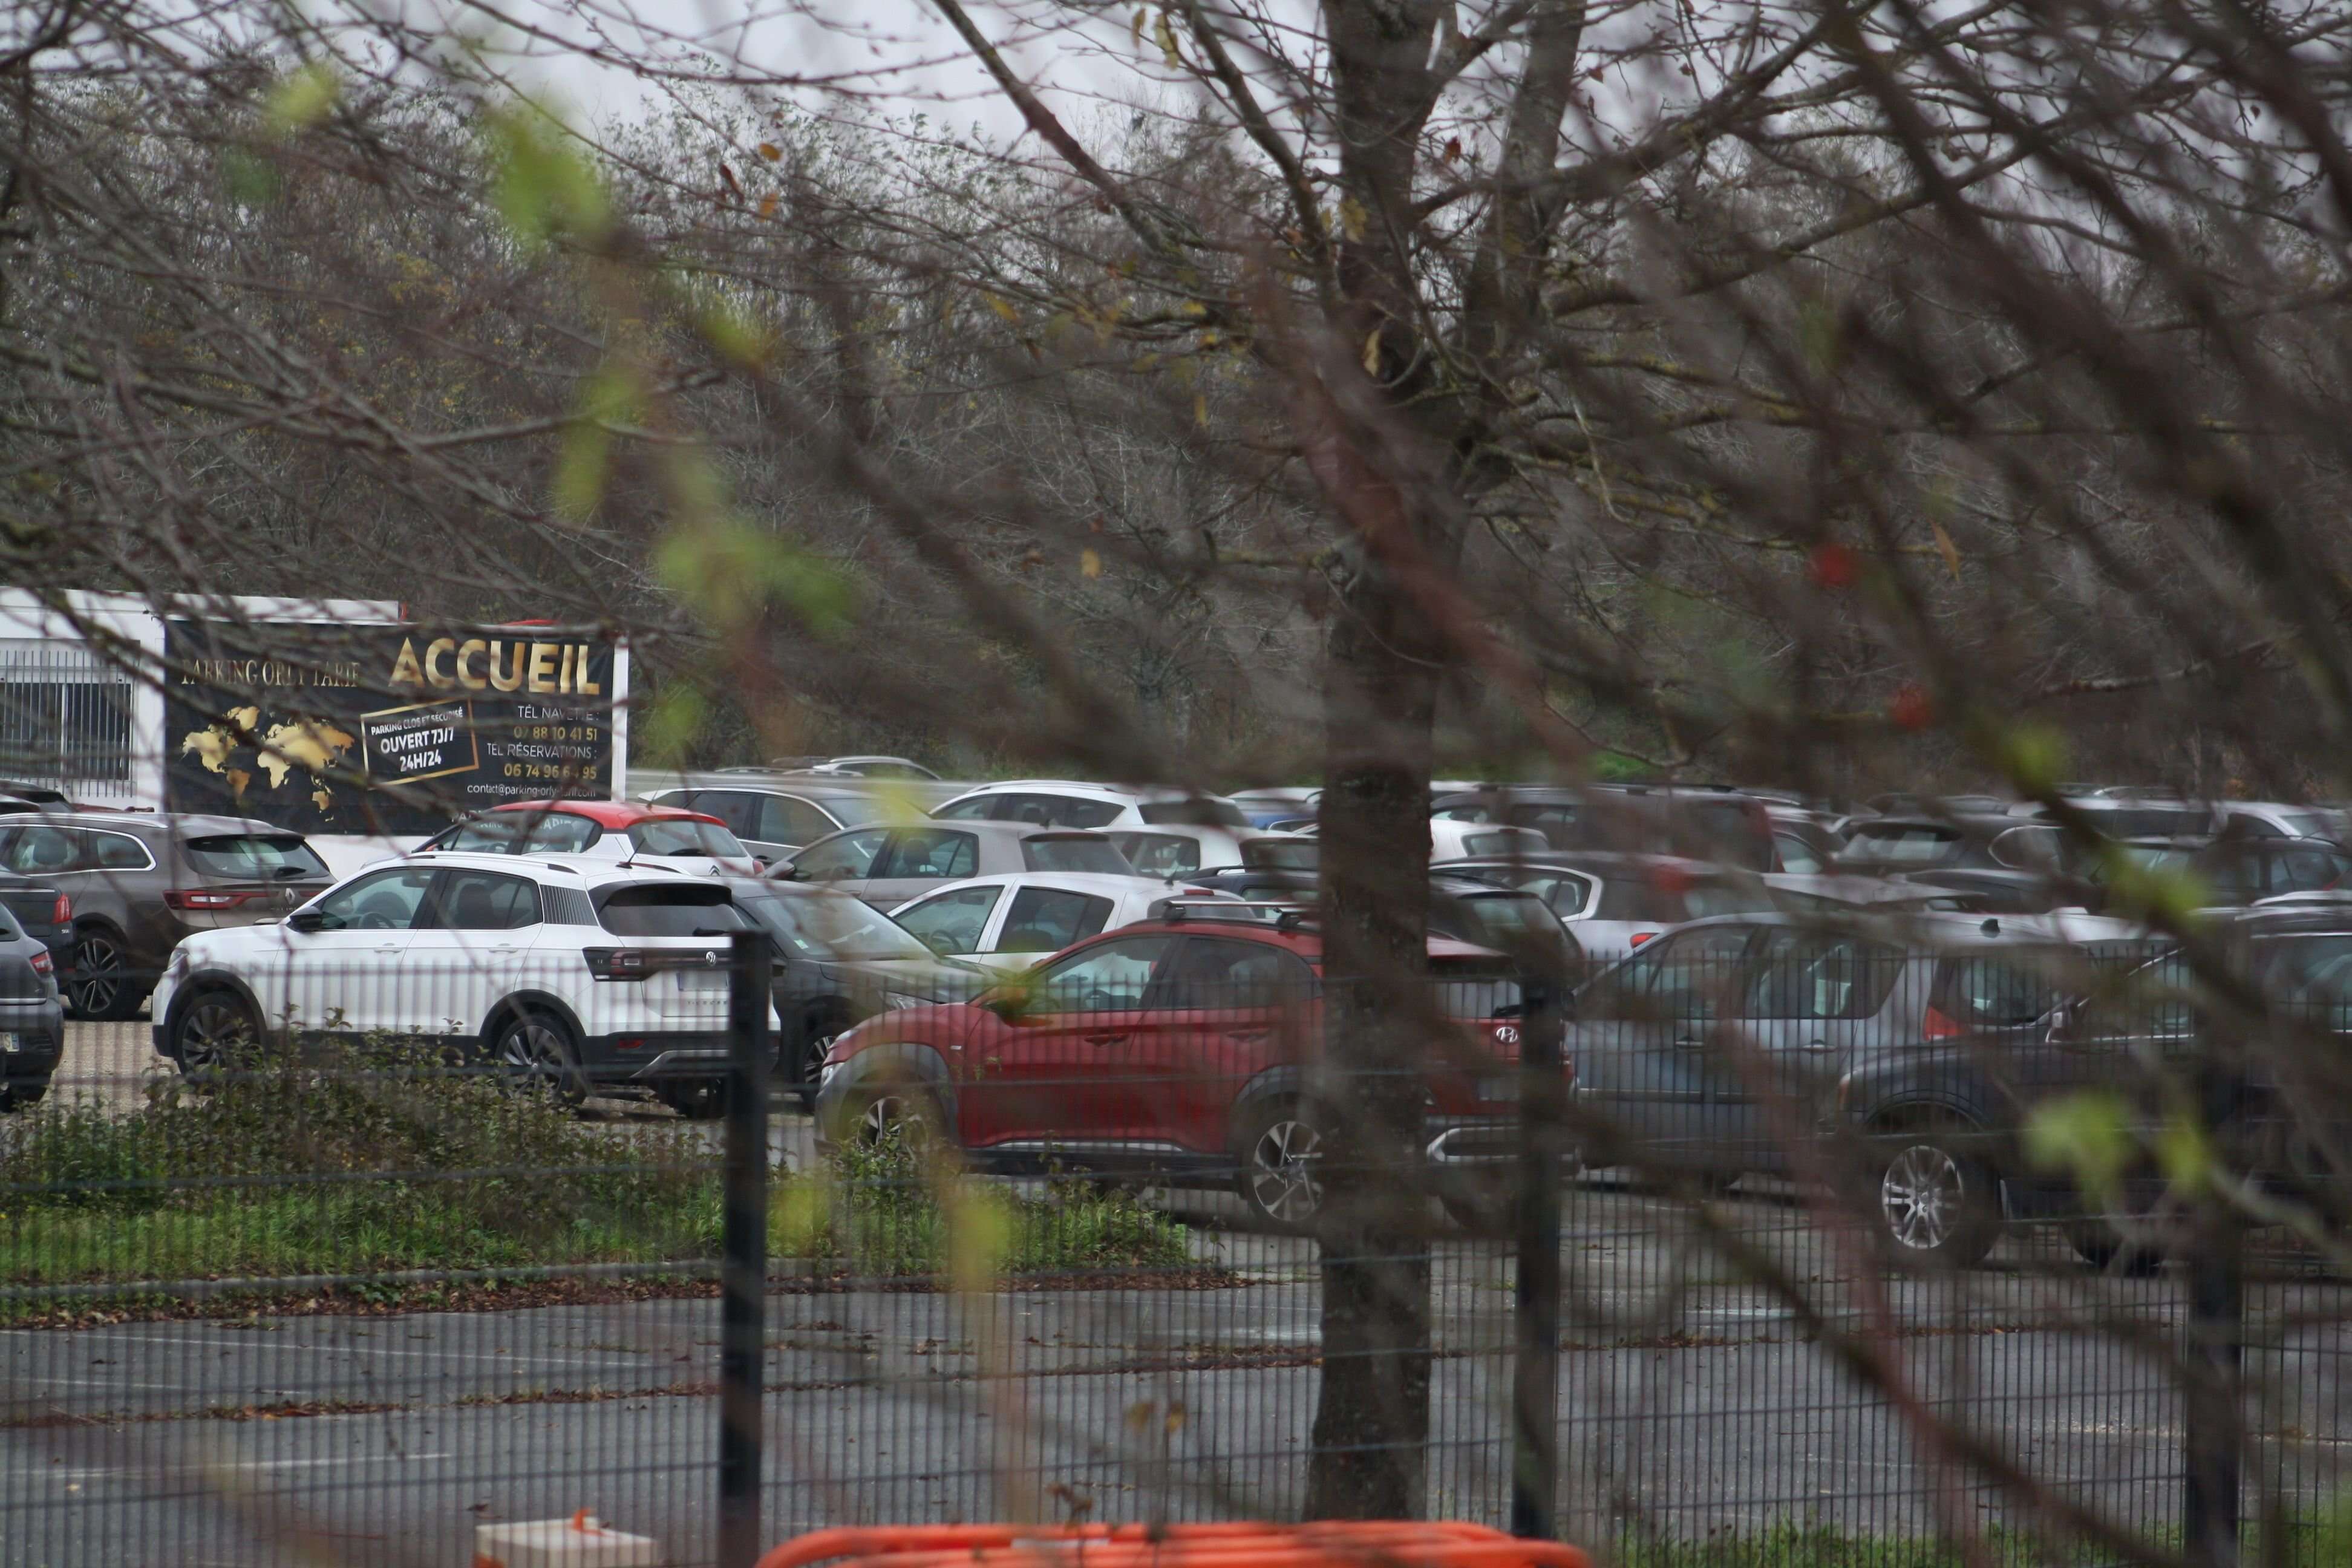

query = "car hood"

[{"left": 813, "top": 954, "right": 988, "bottom": 1004}]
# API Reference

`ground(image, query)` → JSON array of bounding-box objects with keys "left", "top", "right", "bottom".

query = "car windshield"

[
  {"left": 809, "top": 794, "right": 901, "bottom": 827},
  {"left": 1023, "top": 835, "right": 1131, "bottom": 874},
  {"left": 449, "top": 812, "right": 600, "bottom": 854},
  {"left": 1682, "top": 880, "right": 1774, "bottom": 918},
  {"left": 1243, "top": 838, "right": 1319, "bottom": 871},
  {"left": 739, "top": 891, "right": 933, "bottom": 961},
  {"left": 630, "top": 818, "right": 748, "bottom": 858},
  {"left": 595, "top": 885, "right": 748, "bottom": 937},
  {"left": 181, "top": 834, "right": 329, "bottom": 880}
]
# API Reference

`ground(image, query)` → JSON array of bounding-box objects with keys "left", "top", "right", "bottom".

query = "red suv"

[{"left": 811, "top": 909, "right": 1561, "bottom": 1230}]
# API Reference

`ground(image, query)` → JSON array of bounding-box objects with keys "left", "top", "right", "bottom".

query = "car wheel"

[
  {"left": 1875, "top": 1129, "right": 1999, "bottom": 1269},
  {"left": 494, "top": 1012, "right": 588, "bottom": 1109},
  {"left": 172, "top": 989, "right": 261, "bottom": 1084},
  {"left": 795, "top": 1010, "right": 850, "bottom": 1114},
  {"left": 0, "top": 1079, "right": 50, "bottom": 1113},
  {"left": 853, "top": 1089, "right": 941, "bottom": 1153},
  {"left": 67, "top": 928, "right": 144, "bottom": 1022},
  {"left": 2066, "top": 1219, "right": 2164, "bottom": 1276},
  {"left": 1236, "top": 1100, "right": 1329, "bottom": 1233}
]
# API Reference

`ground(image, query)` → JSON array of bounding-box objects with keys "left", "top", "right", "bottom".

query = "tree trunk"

[{"left": 1305, "top": 541, "right": 1439, "bottom": 1519}]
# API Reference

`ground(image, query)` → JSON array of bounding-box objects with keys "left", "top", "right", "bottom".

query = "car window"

[
  {"left": 595, "top": 884, "right": 748, "bottom": 937},
  {"left": 1108, "top": 831, "right": 1197, "bottom": 876},
  {"left": 1163, "top": 936, "right": 1313, "bottom": 1009},
  {"left": 792, "top": 829, "right": 886, "bottom": 880},
  {"left": 2261, "top": 935, "right": 2352, "bottom": 1027},
  {"left": 1522, "top": 873, "right": 1591, "bottom": 916},
  {"left": 1030, "top": 934, "right": 1176, "bottom": 1011},
  {"left": 446, "top": 812, "right": 600, "bottom": 854},
  {"left": 3, "top": 825, "right": 76, "bottom": 875},
  {"left": 1137, "top": 798, "right": 1251, "bottom": 828},
  {"left": 877, "top": 829, "right": 979, "bottom": 880},
  {"left": 1240, "top": 838, "right": 1318, "bottom": 871},
  {"left": 85, "top": 831, "right": 153, "bottom": 871},
  {"left": 2269, "top": 846, "right": 2348, "bottom": 894},
  {"left": 1681, "top": 880, "right": 1774, "bottom": 919},
  {"left": 307, "top": 867, "right": 437, "bottom": 932},
  {"left": 1507, "top": 803, "right": 1581, "bottom": 848},
  {"left": 892, "top": 885, "right": 1001, "bottom": 955},
  {"left": 1774, "top": 832, "right": 1826, "bottom": 874},
  {"left": 630, "top": 818, "right": 747, "bottom": 859},
  {"left": 434, "top": 869, "right": 542, "bottom": 930},
  {"left": 1464, "top": 831, "right": 1542, "bottom": 857},
  {"left": 1838, "top": 825, "right": 1960, "bottom": 864},
  {"left": 180, "top": 834, "right": 328, "bottom": 880},
  {"left": 1024, "top": 834, "right": 1132, "bottom": 874},
  {"left": 759, "top": 794, "right": 839, "bottom": 847},
  {"left": 687, "top": 790, "right": 760, "bottom": 838},
  {"left": 1443, "top": 892, "right": 1580, "bottom": 971},
  {"left": 1002, "top": 793, "right": 1122, "bottom": 829},
  {"left": 1000, "top": 886, "right": 1114, "bottom": 953},
  {"left": 1593, "top": 876, "right": 1681, "bottom": 923},
  {"left": 1743, "top": 929, "right": 1902, "bottom": 1020},
  {"left": 1432, "top": 804, "right": 1493, "bottom": 823},
  {"left": 1939, "top": 952, "right": 2066, "bottom": 1027},
  {"left": 933, "top": 795, "right": 998, "bottom": 820},
  {"left": 1584, "top": 926, "right": 1751, "bottom": 1021}
]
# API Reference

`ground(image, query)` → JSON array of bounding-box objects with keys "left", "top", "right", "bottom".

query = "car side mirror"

[{"left": 286, "top": 910, "right": 327, "bottom": 934}]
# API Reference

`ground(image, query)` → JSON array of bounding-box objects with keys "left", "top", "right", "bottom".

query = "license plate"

[
  {"left": 675, "top": 970, "right": 728, "bottom": 991},
  {"left": 1477, "top": 1074, "right": 1518, "bottom": 1102},
  {"left": 0, "top": 1033, "right": 19, "bottom": 1054}
]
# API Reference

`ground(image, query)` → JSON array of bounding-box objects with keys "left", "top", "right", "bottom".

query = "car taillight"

[
  {"left": 50, "top": 893, "right": 68, "bottom": 924},
  {"left": 584, "top": 948, "right": 660, "bottom": 981},
  {"left": 1923, "top": 1004, "right": 1965, "bottom": 1040},
  {"left": 28, "top": 950, "right": 51, "bottom": 976},
  {"left": 1629, "top": 931, "right": 1659, "bottom": 946},
  {"left": 164, "top": 889, "right": 258, "bottom": 910}
]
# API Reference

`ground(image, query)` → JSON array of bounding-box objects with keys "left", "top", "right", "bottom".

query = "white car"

[
  {"left": 1104, "top": 823, "right": 1270, "bottom": 877},
  {"left": 1427, "top": 820, "right": 1549, "bottom": 863},
  {"left": 151, "top": 854, "right": 779, "bottom": 1117},
  {"left": 888, "top": 872, "right": 1227, "bottom": 973},
  {"left": 930, "top": 780, "right": 1252, "bottom": 832}
]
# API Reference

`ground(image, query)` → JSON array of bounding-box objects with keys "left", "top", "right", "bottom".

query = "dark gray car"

[
  {"left": 779, "top": 820, "right": 1137, "bottom": 908},
  {"left": 0, "top": 812, "right": 332, "bottom": 1019},
  {"left": 0, "top": 900, "right": 65, "bottom": 1109},
  {"left": 642, "top": 776, "right": 943, "bottom": 860}
]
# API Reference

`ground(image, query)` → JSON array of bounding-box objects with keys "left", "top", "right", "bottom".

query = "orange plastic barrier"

[{"left": 756, "top": 1521, "right": 1590, "bottom": 1568}]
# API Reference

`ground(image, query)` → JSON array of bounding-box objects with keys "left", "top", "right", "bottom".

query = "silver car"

[{"left": 779, "top": 820, "right": 1139, "bottom": 908}]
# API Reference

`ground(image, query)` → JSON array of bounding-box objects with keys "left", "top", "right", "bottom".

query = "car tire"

[
  {"left": 793, "top": 1007, "right": 851, "bottom": 1114},
  {"left": 0, "top": 1078, "right": 50, "bottom": 1113},
  {"left": 493, "top": 1011, "right": 589, "bottom": 1109},
  {"left": 1873, "top": 1125, "right": 2001, "bottom": 1269},
  {"left": 658, "top": 1080, "right": 728, "bottom": 1122},
  {"left": 1234, "top": 1099, "right": 1330, "bottom": 1233},
  {"left": 849, "top": 1087, "right": 943, "bottom": 1154},
  {"left": 171, "top": 988, "right": 261, "bottom": 1085},
  {"left": 66, "top": 926, "right": 146, "bottom": 1022},
  {"left": 2066, "top": 1219, "right": 2164, "bottom": 1276}
]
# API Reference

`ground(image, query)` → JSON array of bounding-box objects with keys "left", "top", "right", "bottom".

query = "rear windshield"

[
  {"left": 2076, "top": 806, "right": 2213, "bottom": 838},
  {"left": 1681, "top": 880, "right": 1774, "bottom": 918},
  {"left": 1839, "top": 825, "right": 1960, "bottom": 864},
  {"left": 1024, "top": 835, "right": 1131, "bottom": 874},
  {"left": 595, "top": 884, "right": 749, "bottom": 937},
  {"left": 738, "top": 891, "right": 932, "bottom": 961},
  {"left": 1242, "top": 838, "right": 1319, "bottom": 871},
  {"left": 181, "top": 834, "right": 330, "bottom": 881},
  {"left": 447, "top": 813, "right": 599, "bottom": 854},
  {"left": 1431, "top": 961, "right": 1524, "bottom": 1019},
  {"left": 630, "top": 819, "right": 748, "bottom": 859},
  {"left": 1139, "top": 798, "right": 1252, "bottom": 828}
]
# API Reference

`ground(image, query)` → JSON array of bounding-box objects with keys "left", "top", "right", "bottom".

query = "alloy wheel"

[
  {"left": 68, "top": 932, "right": 123, "bottom": 1018},
  {"left": 499, "top": 1019, "right": 580, "bottom": 1102},
  {"left": 1247, "top": 1117, "right": 1324, "bottom": 1226},
  {"left": 176, "top": 995, "right": 255, "bottom": 1079},
  {"left": 1881, "top": 1143, "right": 1966, "bottom": 1252},
  {"left": 858, "top": 1093, "right": 933, "bottom": 1151}
]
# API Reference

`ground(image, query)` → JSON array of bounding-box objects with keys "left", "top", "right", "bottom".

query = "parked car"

[
  {"left": 416, "top": 799, "right": 760, "bottom": 876},
  {"left": 2214, "top": 801, "right": 2342, "bottom": 840},
  {"left": 0, "top": 874, "right": 70, "bottom": 974},
  {"left": 152, "top": 855, "right": 780, "bottom": 1109},
  {"left": 811, "top": 910, "right": 1547, "bottom": 1230},
  {"left": 779, "top": 820, "right": 1135, "bottom": 907},
  {"left": 1436, "top": 850, "right": 1776, "bottom": 957},
  {"left": 1431, "top": 783, "right": 1781, "bottom": 871},
  {"left": 1426, "top": 820, "right": 1549, "bottom": 862},
  {"left": 930, "top": 780, "right": 1252, "bottom": 831},
  {"left": 1572, "top": 910, "right": 2158, "bottom": 1262},
  {"left": 1105, "top": 823, "right": 1266, "bottom": 877},
  {"left": 1157, "top": 866, "right": 1584, "bottom": 979},
  {"left": 1765, "top": 809, "right": 1846, "bottom": 874},
  {"left": 889, "top": 872, "right": 1224, "bottom": 973},
  {"left": 1763, "top": 873, "right": 1983, "bottom": 916},
  {"left": 0, "top": 812, "right": 332, "bottom": 1020},
  {"left": 760, "top": 755, "right": 943, "bottom": 781},
  {"left": 642, "top": 774, "right": 939, "bottom": 858},
  {"left": 1834, "top": 814, "right": 2060, "bottom": 877},
  {"left": 718, "top": 878, "right": 987, "bottom": 1112},
  {"left": 1228, "top": 788, "right": 1321, "bottom": 829},
  {"left": 0, "top": 900, "right": 64, "bottom": 1111}
]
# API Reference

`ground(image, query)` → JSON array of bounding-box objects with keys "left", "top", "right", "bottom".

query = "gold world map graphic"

[{"left": 181, "top": 707, "right": 357, "bottom": 811}]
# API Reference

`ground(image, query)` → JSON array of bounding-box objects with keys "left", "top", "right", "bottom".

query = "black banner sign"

[{"left": 163, "top": 620, "right": 618, "bottom": 834}]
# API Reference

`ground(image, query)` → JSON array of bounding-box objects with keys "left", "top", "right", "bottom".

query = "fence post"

[
  {"left": 2181, "top": 1059, "right": 2244, "bottom": 1568},
  {"left": 719, "top": 929, "right": 773, "bottom": 1568},
  {"left": 1511, "top": 978, "right": 1563, "bottom": 1540}
]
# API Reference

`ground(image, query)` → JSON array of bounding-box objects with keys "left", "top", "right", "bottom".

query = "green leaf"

[
  {"left": 653, "top": 518, "right": 860, "bottom": 638},
  {"left": 552, "top": 422, "right": 607, "bottom": 522},
  {"left": 2024, "top": 1091, "right": 2134, "bottom": 1209},
  {"left": 483, "top": 103, "right": 610, "bottom": 251},
  {"left": 638, "top": 682, "right": 708, "bottom": 767},
  {"left": 1999, "top": 721, "right": 2068, "bottom": 795},
  {"left": 221, "top": 149, "right": 281, "bottom": 207},
  {"left": 2156, "top": 1107, "right": 2216, "bottom": 1195},
  {"left": 266, "top": 63, "right": 339, "bottom": 136}
]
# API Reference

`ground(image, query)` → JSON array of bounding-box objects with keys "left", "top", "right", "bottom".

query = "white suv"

[
  {"left": 930, "top": 780, "right": 1252, "bottom": 832},
  {"left": 151, "top": 854, "right": 779, "bottom": 1116}
]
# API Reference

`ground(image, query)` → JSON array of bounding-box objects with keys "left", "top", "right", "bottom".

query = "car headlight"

[
  {"left": 882, "top": 991, "right": 926, "bottom": 1012},
  {"left": 819, "top": 1060, "right": 841, "bottom": 1088}
]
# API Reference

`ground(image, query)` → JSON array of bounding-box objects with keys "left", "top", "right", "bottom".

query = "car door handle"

[
  {"left": 1804, "top": 1039, "right": 1834, "bottom": 1053},
  {"left": 1084, "top": 1033, "right": 1128, "bottom": 1048},
  {"left": 1672, "top": 1033, "right": 1707, "bottom": 1050}
]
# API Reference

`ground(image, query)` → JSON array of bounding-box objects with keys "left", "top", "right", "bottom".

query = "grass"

[{"left": 0, "top": 1045, "right": 1196, "bottom": 1318}]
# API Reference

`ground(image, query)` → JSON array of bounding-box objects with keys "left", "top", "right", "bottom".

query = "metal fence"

[{"left": 0, "top": 926, "right": 2347, "bottom": 1568}]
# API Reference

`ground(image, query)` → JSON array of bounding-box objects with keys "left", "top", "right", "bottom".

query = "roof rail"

[{"left": 1149, "top": 897, "right": 1307, "bottom": 926}]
